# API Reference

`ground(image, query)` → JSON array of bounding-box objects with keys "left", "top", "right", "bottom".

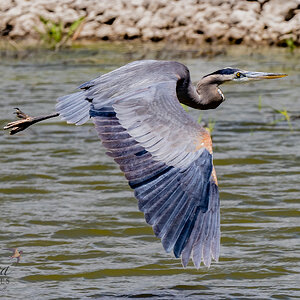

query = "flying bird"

[
  {"left": 4, "top": 60, "right": 287, "bottom": 268},
  {"left": 5, "top": 248, "right": 23, "bottom": 264}
]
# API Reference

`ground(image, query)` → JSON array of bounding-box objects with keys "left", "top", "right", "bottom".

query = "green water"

[{"left": 0, "top": 44, "right": 299, "bottom": 299}]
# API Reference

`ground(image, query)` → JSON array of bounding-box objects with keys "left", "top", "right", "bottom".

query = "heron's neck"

[
  {"left": 176, "top": 76, "right": 224, "bottom": 110},
  {"left": 195, "top": 79, "right": 224, "bottom": 110}
]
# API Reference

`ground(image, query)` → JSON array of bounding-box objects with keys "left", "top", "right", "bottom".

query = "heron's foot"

[{"left": 4, "top": 108, "right": 35, "bottom": 135}]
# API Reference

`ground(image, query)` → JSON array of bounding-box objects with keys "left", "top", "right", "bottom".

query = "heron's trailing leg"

[{"left": 3, "top": 108, "right": 59, "bottom": 135}]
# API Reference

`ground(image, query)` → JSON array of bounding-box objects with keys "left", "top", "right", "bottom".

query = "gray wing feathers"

[
  {"left": 55, "top": 61, "right": 154, "bottom": 124},
  {"left": 114, "top": 81, "right": 204, "bottom": 169},
  {"left": 56, "top": 92, "right": 91, "bottom": 125},
  {"left": 181, "top": 181, "right": 220, "bottom": 268},
  {"left": 55, "top": 60, "right": 188, "bottom": 125},
  {"left": 82, "top": 60, "right": 181, "bottom": 103}
]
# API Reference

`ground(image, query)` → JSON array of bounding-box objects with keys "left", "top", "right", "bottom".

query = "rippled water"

[{"left": 0, "top": 44, "right": 299, "bottom": 299}]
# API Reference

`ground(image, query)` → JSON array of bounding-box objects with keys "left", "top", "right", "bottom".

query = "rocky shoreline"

[{"left": 1, "top": 0, "right": 300, "bottom": 47}]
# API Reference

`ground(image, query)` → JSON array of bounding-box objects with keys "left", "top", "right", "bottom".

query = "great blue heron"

[{"left": 4, "top": 60, "right": 286, "bottom": 268}]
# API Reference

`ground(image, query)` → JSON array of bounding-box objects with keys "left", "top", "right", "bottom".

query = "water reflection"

[{"left": 0, "top": 45, "right": 299, "bottom": 299}]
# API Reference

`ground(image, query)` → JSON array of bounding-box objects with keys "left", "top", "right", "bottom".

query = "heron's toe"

[
  {"left": 14, "top": 108, "right": 30, "bottom": 119},
  {"left": 4, "top": 118, "right": 33, "bottom": 135},
  {"left": 4, "top": 108, "right": 34, "bottom": 135}
]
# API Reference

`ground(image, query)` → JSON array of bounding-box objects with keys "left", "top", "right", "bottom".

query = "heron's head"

[
  {"left": 203, "top": 67, "right": 287, "bottom": 85},
  {"left": 196, "top": 67, "right": 287, "bottom": 110}
]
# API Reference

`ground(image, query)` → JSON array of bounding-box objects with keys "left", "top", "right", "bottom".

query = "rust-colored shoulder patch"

[
  {"left": 195, "top": 129, "right": 213, "bottom": 154},
  {"left": 194, "top": 129, "right": 217, "bottom": 185},
  {"left": 211, "top": 166, "right": 218, "bottom": 186}
]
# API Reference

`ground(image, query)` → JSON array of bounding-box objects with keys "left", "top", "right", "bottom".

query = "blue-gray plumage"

[{"left": 4, "top": 60, "right": 287, "bottom": 268}]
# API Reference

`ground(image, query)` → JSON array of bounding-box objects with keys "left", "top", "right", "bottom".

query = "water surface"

[{"left": 0, "top": 44, "right": 299, "bottom": 299}]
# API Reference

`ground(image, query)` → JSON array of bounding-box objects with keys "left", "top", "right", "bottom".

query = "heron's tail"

[{"left": 56, "top": 91, "right": 91, "bottom": 125}]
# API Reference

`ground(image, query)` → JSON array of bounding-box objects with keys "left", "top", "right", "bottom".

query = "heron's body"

[
  {"left": 55, "top": 60, "right": 221, "bottom": 268},
  {"left": 4, "top": 60, "right": 286, "bottom": 269}
]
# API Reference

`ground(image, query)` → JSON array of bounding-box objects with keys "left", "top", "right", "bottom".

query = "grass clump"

[
  {"left": 36, "top": 16, "right": 85, "bottom": 50},
  {"left": 258, "top": 97, "right": 294, "bottom": 131},
  {"left": 269, "top": 107, "right": 293, "bottom": 131},
  {"left": 286, "top": 37, "right": 296, "bottom": 53}
]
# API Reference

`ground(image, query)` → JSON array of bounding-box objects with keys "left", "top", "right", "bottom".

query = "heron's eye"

[{"left": 236, "top": 72, "right": 241, "bottom": 78}]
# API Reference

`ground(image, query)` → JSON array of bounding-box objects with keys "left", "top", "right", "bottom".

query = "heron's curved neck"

[{"left": 176, "top": 75, "right": 224, "bottom": 110}]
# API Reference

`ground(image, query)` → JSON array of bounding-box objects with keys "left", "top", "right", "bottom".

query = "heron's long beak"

[{"left": 244, "top": 71, "right": 288, "bottom": 80}]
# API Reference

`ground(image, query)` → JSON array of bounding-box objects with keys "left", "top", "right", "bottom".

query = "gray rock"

[{"left": 1, "top": 0, "right": 300, "bottom": 46}]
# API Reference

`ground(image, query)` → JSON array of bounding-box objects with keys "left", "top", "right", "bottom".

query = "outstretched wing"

[
  {"left": 56, "top": 60, "right": 189, "bottom": 125},
  {"left": 56, "top": 60, "right": 220, "bottom": 268}
]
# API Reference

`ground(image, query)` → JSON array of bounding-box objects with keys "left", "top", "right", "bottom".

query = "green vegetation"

[
  {"left": 269, "top": 107, "right": 293, "bottom": 131},
  {"left": 258, "top": 95, "right": 262, "bottom": 112},
  {"left": 258, "top": 97, "right": 293, "bottom": 131},
  {"left": 197, "top": 113, "right": 216, "bottom": 134},
  {"left": 36, "top": 16, "right": 85, "bottom": 50},
  {"left": 181, "top": 103, "right": 189, "bottom": 112},
  {"left": 207, "top": 119, "right": 216, "bottom": 134},
  {"left": 180, "top": 104, "right": 216, "bottom": 134},
  {"left": 286, "top": 37, "right": 296, "bottom": 53}
]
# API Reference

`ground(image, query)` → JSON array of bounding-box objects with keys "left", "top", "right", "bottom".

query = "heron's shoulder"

[{"left": 125, "top": 60, "right": 190, "bottom": 77}]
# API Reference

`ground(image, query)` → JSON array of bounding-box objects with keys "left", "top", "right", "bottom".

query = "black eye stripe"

[{"left": 203, "top": 68, "right": 240, "bottom": 78}]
